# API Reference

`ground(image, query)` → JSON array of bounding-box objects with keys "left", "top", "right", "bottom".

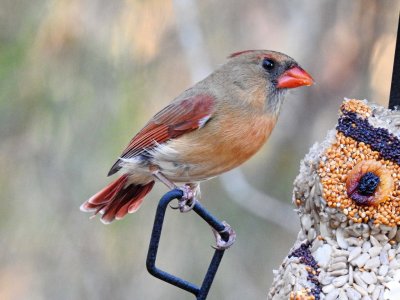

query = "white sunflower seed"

[
  {"left": 337, "top": 228, "right": 349, "bottom": 249},
  {"left": 333, "top": 255, "right": 348, "bottom": 264},
  {"left": 349, "top": 247, "right": 362, "bottom": 262},
  {"left": 372, "top": 286, "right": 383, "bottom": 300},
  {"left": 329, "top": 262, "right": 347, "bottom": 271},
  {"left": 378, "top": 264, "right": 388, "bottom": 276},
  {"left": 352, "top": 253, "right": 370, "bottom": 268},
  {"left": 353, "top": 272, "right": 368, "bottom": 289},
  {"left": 322, "top": 283, "right": 335, "bottom": 294},
  {"left": 367, "top": 283, "right": 375, "bottom": 294},
  {"left": 368, "top": 246, "right": 382, "bottom": 257},
  {"left": 389, "top": 258, "right": 400, "bottom": 269},
  {"left": 362, "top": 241, "right": 372, "bottom": 252},
  {"left": 370, "top": 236, "right": 381, "bottom": 248},
  {"left": 388, "top": 249, "right": 395, "bottom": 260},
  {"left": 364, "top": 256, "right": 381, "bottom": 270},
  {"left": 349, "top": 266, "right": 354, "bottom": 284},
  {"left": 325, "top": 288, "right": 339, "bottom": 300},
  {"left": 375, "top": 234, "right": 389, "bottom": 244},
  {"left": 330, "top": 269, "right": 349, "bottom": 276},
  {"left": 346, "top": 286, "right": 362, "bottom": 300},
  {"left": 360, "top": 271, "right": 377, "bottom": 285},
  {"left": 333, "top": 275, "right": 349, "bottom": 287},
  {"left": 300, "top": 214, "right": 312, "bottom": 231},
  {"left": 320, "top": 274, "right": 333, "bottom": 285},
  {"left": 339, "top": 288, "right": 349, "bottom": 300},
  {"left": 347, "top": 237, "right": 363, "bottom": 247},
  {"left": 333, "top": 249, "right": 350, "bottom": 257},
  {"left": 388, "top": 226, "right": 397, "bottom": 239},
  {"left": 380, "top": 250, "right": 389, "bottom": 265},
  {"left": 353, "top": 283, "right": 368, "bottom": 296}
]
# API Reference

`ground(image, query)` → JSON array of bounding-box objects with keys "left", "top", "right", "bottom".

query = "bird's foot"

[
  {"left": 178, "top": 184, "right": 197, "bottom": 212},
  {"left": 212, "top": 221, "right": 236, "bottom": 250},
  {"left": 169, "top": 184, "right": 197, "bottom": 212}
]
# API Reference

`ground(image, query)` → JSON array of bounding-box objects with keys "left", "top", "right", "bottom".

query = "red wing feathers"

[{"left": 108, "top": 94, "right": 215, "bottom": 176}]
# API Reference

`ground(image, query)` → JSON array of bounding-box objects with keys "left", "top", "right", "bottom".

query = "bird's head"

[{"left": 226, "top": 50, "right": 314, "bottom": 114}]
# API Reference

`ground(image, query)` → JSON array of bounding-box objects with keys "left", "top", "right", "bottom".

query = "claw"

[
  {"left": 179, "top": 198, "right": 196, "bottom": 212},
  {"left": 169, "top": 202, "right": 180, "bottom": 210},
  {"left": 177, "top": 184, "right": 196, "bottom": 213},
  {"left": 211, "top": 221, "right": 236, "bottom": 250}
]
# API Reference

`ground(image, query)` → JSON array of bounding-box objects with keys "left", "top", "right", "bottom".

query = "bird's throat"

[{"left": 265, "top": 90, "right": 286, "bottom": 116}]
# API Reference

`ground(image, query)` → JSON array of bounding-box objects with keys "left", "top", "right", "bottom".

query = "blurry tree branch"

[{"left": 172, "top": 0, "right": 298, "bottom": 234}]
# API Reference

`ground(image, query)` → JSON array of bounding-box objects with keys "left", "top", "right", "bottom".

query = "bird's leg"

[
  {"left": 151, "top": 169, "right": 177, "bottom": 190},
  {"left": 151, "top": 169, "right": 197, "bottom": 212}
]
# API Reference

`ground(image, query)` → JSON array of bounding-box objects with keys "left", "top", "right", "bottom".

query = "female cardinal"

[{"left": 81, "top": 50, "right": 313, "bottom": 224}]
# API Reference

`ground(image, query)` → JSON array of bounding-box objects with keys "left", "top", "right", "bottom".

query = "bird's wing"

[{"left": 108, "top": 94, "right": 215, "bottom": 176}]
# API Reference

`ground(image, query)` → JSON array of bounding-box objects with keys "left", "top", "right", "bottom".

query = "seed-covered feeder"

[
  {"left": 268, "top": 15, "right": 400, "bottom": 300},
  {"left": 268, "top": 99, "right": 400, "bottom": 300}
]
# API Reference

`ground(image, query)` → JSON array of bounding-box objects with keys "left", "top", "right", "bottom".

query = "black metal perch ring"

[{"left": 146, "top": 189, "right": 232, "bottom": 300}]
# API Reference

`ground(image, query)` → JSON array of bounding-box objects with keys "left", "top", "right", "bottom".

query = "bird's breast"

[{"left": 152, "top": 112, "right": 277, "bottom": 182}]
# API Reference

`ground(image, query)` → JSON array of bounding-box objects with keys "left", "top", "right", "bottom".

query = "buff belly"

[
  {"left": 147, "top": 113, "right": 276, "bottom": 182},
  {"left": 119, "top": 112, "right": 276, "bottom": 184}
]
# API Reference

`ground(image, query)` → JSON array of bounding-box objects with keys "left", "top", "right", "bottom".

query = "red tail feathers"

[{"left": 81, "top": 175, "right": 155, "bottom": 224}]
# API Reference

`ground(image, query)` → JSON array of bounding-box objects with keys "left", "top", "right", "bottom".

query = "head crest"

[{"left": 228, "top": 50, "right": 257, "bottom": 58}]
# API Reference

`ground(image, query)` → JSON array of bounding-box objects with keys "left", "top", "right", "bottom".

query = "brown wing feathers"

[{"left": 108, "top": 94, "right": 214, "bottom": 176}]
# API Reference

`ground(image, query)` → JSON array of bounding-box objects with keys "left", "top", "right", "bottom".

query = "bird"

[
  {"left": 80, "top": 50, "right": 314, "bottom": 225},
  {"left": 268, "top": 99, "right": 400, "bottom": 300}
]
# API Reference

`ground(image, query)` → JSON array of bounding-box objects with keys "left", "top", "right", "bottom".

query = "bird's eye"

[{"left": 262, "top": 58, "right": 275, "bottom": 71}]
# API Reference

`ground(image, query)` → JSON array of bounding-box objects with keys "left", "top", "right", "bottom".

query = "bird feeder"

[
  {"left": 268, "top": 99, "right": 400, "bottom": 300},
  {"left": 268, "top": 15, "right": 400, "bottom": 300}
]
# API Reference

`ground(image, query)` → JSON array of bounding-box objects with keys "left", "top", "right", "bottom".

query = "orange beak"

[{"left": 276, "top": 66, "right": 314, "bottom": 89}]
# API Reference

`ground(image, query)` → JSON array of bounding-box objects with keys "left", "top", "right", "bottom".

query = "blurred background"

[{"left": 1, "top": 0, "right": 399, "bottom": 299}]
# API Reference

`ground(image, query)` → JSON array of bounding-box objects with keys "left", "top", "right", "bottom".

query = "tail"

[{"left": 80, "top": 174, "right": 155, "bottom": 224}]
